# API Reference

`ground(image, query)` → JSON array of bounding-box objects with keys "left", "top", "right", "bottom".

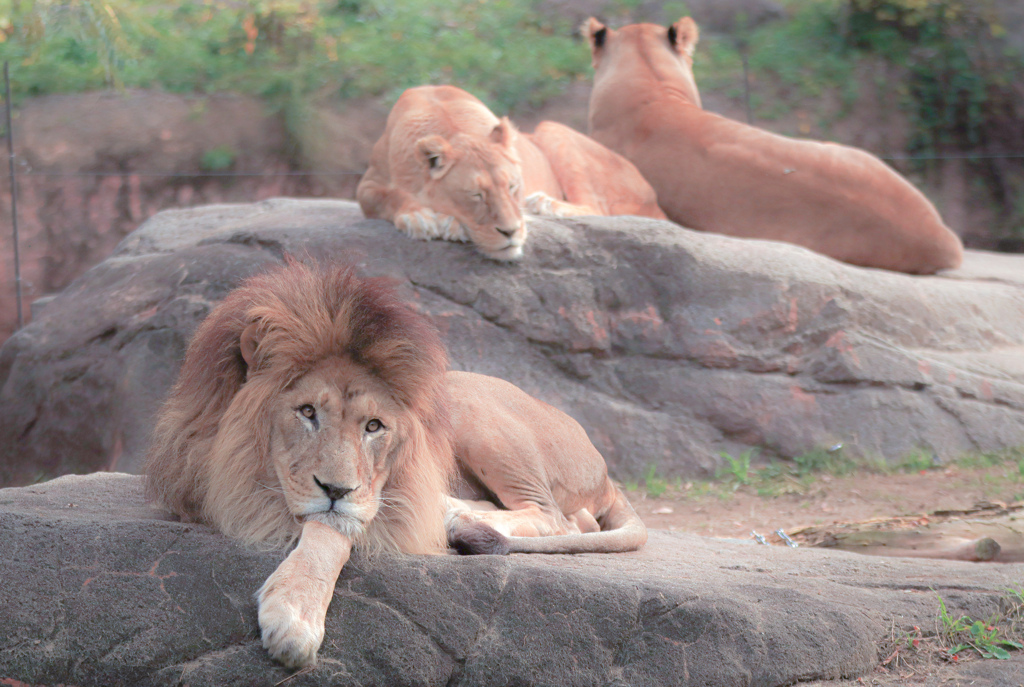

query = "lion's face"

[
  {"left": 268, "top": 357, "right": 405, "bottom": 539},
  {"left": 416, "top": 118, "right": 527, "bottom": 260}
]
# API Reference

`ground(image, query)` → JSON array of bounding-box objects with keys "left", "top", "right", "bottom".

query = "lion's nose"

[
  {"left": 313, "top": 475, "right": 355, "bottom": 501},
  {"left": 495, "top": 226, "right": 516, "bottom": 238}
]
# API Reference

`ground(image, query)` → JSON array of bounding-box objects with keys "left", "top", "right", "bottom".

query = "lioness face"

[
  {"left": 269, "top": 357, "right": 405, "bottom": 539},
  {"left": 416, "top": 119, "right": 527, "bottom": 261}
]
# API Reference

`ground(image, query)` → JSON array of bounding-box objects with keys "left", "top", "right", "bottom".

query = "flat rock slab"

[
  {"left": 1, "top": 474, "right": 1021, "bottom": 686},
  {"left": 2, "top": 199, "right": 1024, "bottom": 487}
]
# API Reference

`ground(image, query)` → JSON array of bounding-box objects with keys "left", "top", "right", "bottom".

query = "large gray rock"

[
  {"left": 2, "top": 199, "right": 1024, "bottom": 487},
  {"left": 2, "top": 473, "right": 1022, "bottom": 686}
]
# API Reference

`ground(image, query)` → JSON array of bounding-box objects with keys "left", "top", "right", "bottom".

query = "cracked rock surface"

[
  {"left": 2, "top": 473, "right": 1022, "bottom": 686},
  {"left": 2, "top": 199, "right": 1024, "bottom": 486}
]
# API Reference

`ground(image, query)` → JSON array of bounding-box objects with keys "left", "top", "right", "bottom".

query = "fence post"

[{"left": 4, "top": 61, "right": 22, "bottom": 330}]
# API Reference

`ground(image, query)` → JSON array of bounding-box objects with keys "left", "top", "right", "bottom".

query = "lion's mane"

[{"left": 145, "top": 259, "right": 455, "bottom": 553}]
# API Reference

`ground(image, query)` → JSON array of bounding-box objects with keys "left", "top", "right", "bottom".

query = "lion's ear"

[
  {"left": 667, "top": 17, "right": 699, "bottom": 58},
  {"left": 582, "top": 17, "right": 608, "bottom": 68},
  {"left": 490, "top": 117, "right": 516, "bottom": 149},
  {"left": 416, "top": 135, "right": 454, "bottom": 179},
  {"left": 240, "top": 321, "right": 260, "bottom": 369}
]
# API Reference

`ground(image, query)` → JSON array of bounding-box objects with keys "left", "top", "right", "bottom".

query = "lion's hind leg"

[
  {"left": 567, "top": 508, "right": 600, "bottom": 534},
  {"left": 444, "top": 495, "right": 587, "bottom": 556}
]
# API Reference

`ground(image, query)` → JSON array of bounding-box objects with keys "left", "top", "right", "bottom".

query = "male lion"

[
  {"left": 583, "top": 17, "right": 964, "bottom": 274},
  {"left": 356, "top": 84, "right": 665, "bottom": 261},
  {"left": 146, "top": 259, "right": 646, "bottom": 668}
]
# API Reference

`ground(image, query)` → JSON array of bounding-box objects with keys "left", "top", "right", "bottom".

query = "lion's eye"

[
  {"left": 365, "top": 419, "right": 384, "bottom": 433},
  {"left": 299, "top": 404, "right": 316, "bottom": 419}
]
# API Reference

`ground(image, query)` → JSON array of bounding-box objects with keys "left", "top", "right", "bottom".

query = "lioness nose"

[
  {"left": 314, "top": 476, "right": 355, "bottom": 501},
  {"left": 496, "top": 226, "right": 516, "bottom": 238}
]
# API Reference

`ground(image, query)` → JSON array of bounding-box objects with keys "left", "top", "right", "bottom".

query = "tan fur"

[
  {"left": 257, "top": 521, "right": 351, "bottom": 667},
  {"left": 445, "top": 371, "right": 648, "bottom": 555},
  {"left": 584, "top": 17, "right": 964, "bottom": 274},
  {"left": 146, "top": 260, "right": 646, "bottom": 668},
  {"left": 356, "top": 85, "right": 665, "bottom": 261},
  {"left": 145, "top": 259, "right": 455, "bottom": 555}
]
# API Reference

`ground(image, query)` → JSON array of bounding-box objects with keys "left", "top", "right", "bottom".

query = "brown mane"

[{"left": 145, "top": 259, "right": 455, "bottom": 552}]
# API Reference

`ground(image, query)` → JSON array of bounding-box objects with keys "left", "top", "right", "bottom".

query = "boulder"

[
  {"left": 1, "top": 199, "right": 1024, "bottom": 487},
  {"left": 2, "top": 473, "right": 1022, "bottom": 686}
]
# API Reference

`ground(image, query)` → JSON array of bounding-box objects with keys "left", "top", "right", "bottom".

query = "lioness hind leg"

[{"left": 524, "top": 191, "right": 600, "bottom": 218}]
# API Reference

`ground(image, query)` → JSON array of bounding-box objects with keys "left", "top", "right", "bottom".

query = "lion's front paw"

[
  {"left": 258, "top": 582, "right": 325, "bottom": 669},
  {"left": 394, "top": 208, "right": 467, "bottom": 241}
]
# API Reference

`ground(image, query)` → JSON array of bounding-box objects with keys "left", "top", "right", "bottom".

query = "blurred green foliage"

[
  {"left": 841, "top": 0, "right": 1021, "bottom": 154},
  {"left": 0, "top": 0, "right": 589, "bottom": 113}
]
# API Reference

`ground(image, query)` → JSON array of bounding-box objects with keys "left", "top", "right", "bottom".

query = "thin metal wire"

[
  {"left": 4, "top": 62, "right": 22, "bottom": 330},
  {"left": 1, "top": 154, "right": 1022, "bottom": 183},
  {"left": 14, "top": 170, "right": 367, "bottom": 178}
]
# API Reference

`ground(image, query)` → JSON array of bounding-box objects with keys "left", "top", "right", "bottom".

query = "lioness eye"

[
  {"left": 299, "top": 404, "right": 316, "bottom": 419},
  {"left": 365, "top": 419, "right": 383, "bottom": 433}
]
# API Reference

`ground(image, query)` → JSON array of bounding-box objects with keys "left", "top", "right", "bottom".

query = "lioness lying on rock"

[
  {"left": 583, "top": 17, "right": 964, "bottom": 275},
  {"left": 357, "top": 84, "right": 665, "bottom": 260},
  {"left": 145, "top": 259, "right": 647, "bottom": 668}
]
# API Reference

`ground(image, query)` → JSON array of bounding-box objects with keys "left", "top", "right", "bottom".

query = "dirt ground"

[
  {"left": 624, "top": 463, "right": 1024, "bottom": 686},
  {"left": 624, "top": 463, "right": 1023, "bottom": 541}
]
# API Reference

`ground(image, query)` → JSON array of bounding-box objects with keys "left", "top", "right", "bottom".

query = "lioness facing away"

[
  {"left": 146, "top": 259, "right": 647, "bottom": 668},
  {"left": 356, "top": 85, "right": 665, "bottom": 261},
  {"left": 583, "top": 17, "right": 964, "bottom": 274}
]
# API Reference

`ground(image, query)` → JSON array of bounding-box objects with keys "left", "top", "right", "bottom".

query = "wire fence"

[
  {"left": 3, "top": 153, "right": 1024, "bottom": 183},
  {"left": 3, "top": 66, "right": 1024, "bottom": 335}
]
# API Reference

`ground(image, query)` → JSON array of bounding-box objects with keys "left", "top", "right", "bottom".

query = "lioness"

[
  {"left": 583, "top": 17, "right": 964, "bottom": 274},
  {"left": 356, "top": 85, "right": 665, "bottom": 261},
  {"left": 146, "top": 259, "right": 646, "bottom": 668}
]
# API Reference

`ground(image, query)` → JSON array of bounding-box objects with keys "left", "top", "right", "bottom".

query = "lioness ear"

[
  {"left": 582, "top": 17, "right": 608, "bottom": 68},
  {"left": 240, "top": 321, "right": 260, "bottom": 369},
  {"left": 416, "top": 135, "right": 454, "bottom": 179},
  {"left": 490, "top": 117, "right": 516, "bottom": 149},
  {"left": 667, "top": 17, "right": 699, "bottom": 58}
]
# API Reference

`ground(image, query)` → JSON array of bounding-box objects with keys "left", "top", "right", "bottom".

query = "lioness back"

[{"left": 584, "top": 17, "right": 964, "bottom": 274}]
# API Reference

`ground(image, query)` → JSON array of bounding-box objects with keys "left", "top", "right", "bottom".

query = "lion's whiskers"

[{"left": 254, "top": 480, "right": 286, "bottom": 494}]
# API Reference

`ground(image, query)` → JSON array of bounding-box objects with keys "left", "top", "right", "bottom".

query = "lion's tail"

[{"left": 505, "top": 487, "right": 648, "bottom": 554}]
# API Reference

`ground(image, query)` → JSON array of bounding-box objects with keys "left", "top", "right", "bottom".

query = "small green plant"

[
  {"left": 716, "top": 448, "right": 757, "bottom": 487},
  {"left": 937, "top": 592, "right": 1023, "bottom": 660},
  {"left": 792, "top": 445, "right": 854, "bottom": 476},
  {"left": 642, "top": 465, "right": 669, "bottom": 499},
  {"left": 200, "top": 145, "right": 237, "bottom": 172},
  {"left": 895, "top": 448, "right": 937, "bottom": 473}
]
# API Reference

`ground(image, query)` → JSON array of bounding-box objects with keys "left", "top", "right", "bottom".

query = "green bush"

[{"left": 1, "top": 0, "right": 589, "bottom": 113}]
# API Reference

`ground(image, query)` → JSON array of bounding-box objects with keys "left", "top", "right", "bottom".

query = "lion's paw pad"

[{"left": 259, "top": 599, "right": 324, "bottom": 669}]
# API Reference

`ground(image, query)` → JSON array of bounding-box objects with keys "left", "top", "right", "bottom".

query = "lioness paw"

[
  {"left": 524, "top": 192, "right": 594, "bottom": 218},
  {"left": 258, "top": 583, "right": 325, "bottom": 669},
  {"left": 523, "top": 191, "right": 559, "bottom": 216},
  {"left": 394, "top": 209, "right": 468, "bottom": 241}
]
